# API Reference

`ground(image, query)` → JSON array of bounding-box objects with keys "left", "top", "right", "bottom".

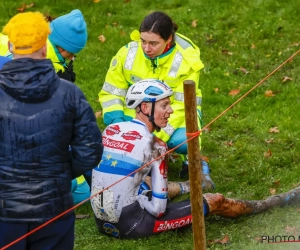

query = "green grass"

[{"left": 1, "top": 0, "right": 300, "bottom": 249}]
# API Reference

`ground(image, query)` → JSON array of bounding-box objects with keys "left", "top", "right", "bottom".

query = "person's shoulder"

[
  {"left": 175, "top": 33, "right": 199, "bottom": 52},
  {"left": 174, "top": 33, "right": 204, "bottom": 72},
  {"left": 115, "top": 41, "right": 139, "bottom": 57}
]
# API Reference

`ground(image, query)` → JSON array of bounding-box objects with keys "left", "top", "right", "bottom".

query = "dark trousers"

[
  {"left": 96, "top": 200, "right": 193, "bottom": 238},
  {"left": 0, "top": 214, "right": 75, "bottom": 250}
]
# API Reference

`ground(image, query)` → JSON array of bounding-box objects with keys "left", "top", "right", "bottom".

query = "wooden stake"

[{"left": 183, "top": 80, "right": 206, "bottom": 250}]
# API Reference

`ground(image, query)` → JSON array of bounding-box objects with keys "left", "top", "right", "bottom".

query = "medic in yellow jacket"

[
  {"left": 99, "top": 12, "right": 215, "bottom": 190},
  {"left": 99, "top": 30, "right": 203, "bottom": 154}
]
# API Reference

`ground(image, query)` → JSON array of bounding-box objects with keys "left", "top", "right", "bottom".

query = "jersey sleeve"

[{"left": 138, "top": 143, "right": 168, "bottom": 217}]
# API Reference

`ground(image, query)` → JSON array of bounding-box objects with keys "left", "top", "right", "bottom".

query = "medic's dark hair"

[{"left": 139, "top": 11, "right": 178, "bottom": 44}]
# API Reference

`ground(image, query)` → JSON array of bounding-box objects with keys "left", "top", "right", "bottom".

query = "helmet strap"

[
  {"left": 148, "top": 102, "right": 161, "bottom": 132},
  {"left": 139, "top": 102, "right": 161, "bottom": 132}
]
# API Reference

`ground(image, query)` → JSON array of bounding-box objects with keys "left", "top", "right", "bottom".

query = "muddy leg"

[
  {"left": 203, "top": 193, "right": 254, "bottom": 218},
  {"left": 253, "top": 187, "right": 300, "bottom": 213},
  {"left": 204, "top": 188, "right": 300, "bottom": 218}
]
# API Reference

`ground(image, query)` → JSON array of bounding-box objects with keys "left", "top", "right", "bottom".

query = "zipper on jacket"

[{"left": 151, "top": 59, "right": 157, "bottom": 73}]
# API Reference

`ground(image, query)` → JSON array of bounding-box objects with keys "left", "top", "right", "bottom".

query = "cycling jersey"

[{"left": 91, "top": 119, "right": 208, "bottom": 238}]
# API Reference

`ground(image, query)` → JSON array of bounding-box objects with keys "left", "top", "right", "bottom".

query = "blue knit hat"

[{"left": 49, "top": 9, "right": 87, "bottom": 54}]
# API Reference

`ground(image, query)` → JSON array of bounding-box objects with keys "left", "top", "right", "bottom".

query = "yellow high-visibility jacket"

[
  {"left": 0, "top": 34, "right": 65, "bottom": 73},
  {"left": 99, "top": 31, "right": 204, "bottom": 143}
]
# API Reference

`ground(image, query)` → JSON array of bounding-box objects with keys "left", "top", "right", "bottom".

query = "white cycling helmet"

[{"left": 126, "top": 79, "right": 173, "bottom": 109}]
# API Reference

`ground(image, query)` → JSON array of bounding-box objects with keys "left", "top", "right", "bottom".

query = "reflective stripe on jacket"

[{"left": 99, "top": 32, "right": 204, "bottom": 142}]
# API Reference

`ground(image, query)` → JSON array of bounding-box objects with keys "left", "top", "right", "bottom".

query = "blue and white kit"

[{"left": 91, "top": 119, "right": 199, "bottom": 238}]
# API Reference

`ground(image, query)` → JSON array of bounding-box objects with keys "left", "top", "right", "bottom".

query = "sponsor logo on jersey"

[
  {"left": 153, "top": 215, "right": 192, "bottom": 232},
  {"left": 106, "top": 125, "right": 121, "bottom": 136},
  {"left": 121, "top": 131, "right": 143, "bottom": 140},
  {"left": 103, "top": 136, "right": 135, "bottom": 152},
  {"left": 103, "top": 223, "right": 120, "bottom": 237}
]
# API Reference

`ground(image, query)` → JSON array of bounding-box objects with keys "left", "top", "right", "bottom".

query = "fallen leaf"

[
  {"left": 76, "top": 214, "right": 90, "bottom": 219},
  {"left": 201, "top": 155, "right": 209, "bottom": 162},
  {"left": 94, "top": 0, "right": 100, "bottom": 2},
  {"left": 265, "top": 138, "right": 274, "bottom": 144},
  {"left": 265, "top": 90, "right": 275, "bottom": 97},
  {"left": 268, "top": 127, "right": 279, "bottom": 133},
  {"left": 222, "top": 49, "right": 233, "bottom": 55},
  {"left": 191, "top": 19, "right": 198, "bottom": 27},
  {"left": 264, "top": 149, "right": 272, "bottom": 158},
  {"left": 95, "top": 111, "right": 102, "bottom": 118},
  {"left": 269, "top": 188, "right": 276, "bottom": 195},
  {"left": 224, "top": 140, "right": 234, "bottom": 146},
  {"left": 251, "top": 44, "right": 256, "bottom": 49},
  {"left": 124, "top": 0, "right": 130, "bottom": 3},
  {"left": 229, "top": 89, "right": 240, "bottom": 96},
  {"left": 214, "top": 88, "right": 219, "bottom": 92},
  {"left": 98, "top": 35, "right": 106, "bottom": 43},
  {"left": 273, "top": 179, "right": 280, "bottom": 186},
  {"left": 254, "top": 236, "right": 263, "bottom": 242},
  {"left": 17, "top": 3, "right": 26, "bottom": 12},
  {"left": 210, "top": 235, "right": 230, "bottom": 245},
  {"left": 240, "top": 67, "right": 249, "bottom": 74},
  {"left": 26, "top": 3, "right": 34, "bottom": 8},
  {"left": 282, "top": 76, "right": 292, "bottom": 82}
]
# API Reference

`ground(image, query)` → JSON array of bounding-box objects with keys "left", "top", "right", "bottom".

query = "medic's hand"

[{"left": 57, "top": 69, "right": 76, "bottom": 83}]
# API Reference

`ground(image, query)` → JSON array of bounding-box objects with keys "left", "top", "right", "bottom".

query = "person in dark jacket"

[{"left": 0, "top": 12, "right": 103, "bottom": 250}]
